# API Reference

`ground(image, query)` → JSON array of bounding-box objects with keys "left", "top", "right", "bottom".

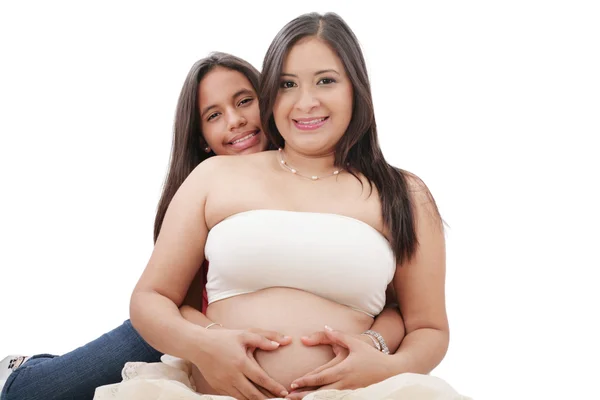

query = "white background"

[{"left": 1, "top": 1, "right": 599, "bottom": 399}]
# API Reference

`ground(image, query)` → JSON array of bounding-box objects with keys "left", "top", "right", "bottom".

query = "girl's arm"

[{"left": 129, "top": 162, "right": 215, "bottom": 358}]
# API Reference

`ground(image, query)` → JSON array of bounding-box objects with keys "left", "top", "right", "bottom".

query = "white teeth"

[
  {"left": 231, "top": 132, "right": 257, "bottom": 144},
  {"left": 296, "top": 118, "right": 326, "bottom": 125}
]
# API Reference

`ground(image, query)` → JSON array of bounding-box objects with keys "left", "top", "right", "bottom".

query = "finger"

[
  {"left": 245, "top": 351, "right": 277, "bottom": 398},
  {"left": 285, "top": 389, "right": 317, "bottom": 400},
  {"left": 323, "top": 326, "right": 359, "bottom": 351},
  {"left": 331, "top": 344, "right": 349, "bottom": 357},
  {"left": 299, "top": 349, "right": 345, "bottom": 378},
  {"left": 243, "top": 332, "right": 282, "bottom": 351},
  {"left": 246, "top": 349, "right": 282, "bottom": 397},
  {"left": 288, "top": 382, "right": 345, "bottom": 399},
  {"left": 300, "top": 330, "right": 333, "bottom": 346},
  {"left": 257, "top": 386, "right": 275, "bottom": 398},
  {"left": 244, "top": 359, "right": 289, "bottom": 398},
  {"left": 227, "top": 385, "right": 248, "bottom": 400},
  {"left": 316, "top": 381, "right": 346, "bottom": 391},
  {"left": 247, "top": 346, "right": 257, "bottom": 361},
  {"left": 235, "top": 377, "right": 268, "bottom": 400},
  {"left": 248, "top": 328, "right": 292, "bottom": 345},
  {"left": 290, "top": 365, "right": 342, "bottom": 390}
]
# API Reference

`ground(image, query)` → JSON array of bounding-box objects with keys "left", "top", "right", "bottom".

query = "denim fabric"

[{"left": 1, "top": 319, "right": 162, "bottom": 400}]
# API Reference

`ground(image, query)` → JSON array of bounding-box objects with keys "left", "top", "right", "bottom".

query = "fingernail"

[
  {"left": 324, "top": 325, "right": 333, "bottom": 331},
  {"left": 283, "top": 336, "right": 292, "bottom": 340},
  {"left": 280, "top": 390, "right": 289, "bottom": 396},
  {"left": 271, "top": 341, "right": 280, "bottom": 346},
  {"left": 290, "top": 383, "right": 298, "bottom": 390}
]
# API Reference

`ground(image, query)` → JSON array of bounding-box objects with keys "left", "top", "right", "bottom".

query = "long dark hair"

[
  {"left": 153, "top": 52, "right": 261, "bottom": 242},
  {"left": 260, "top": 12, "right": 440, "bottom": 264}
]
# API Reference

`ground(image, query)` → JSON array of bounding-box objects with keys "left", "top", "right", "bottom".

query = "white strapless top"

[{"left": 204, "top": 209, "right": 396, "bottom": 317}]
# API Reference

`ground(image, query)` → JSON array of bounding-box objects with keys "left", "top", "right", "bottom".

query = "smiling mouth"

[
  {"left": 293, "top": 117, "right": 329, "bottom": 125},
  {"left": 230, "top": 131, "right": 259, "bottom": 144}
]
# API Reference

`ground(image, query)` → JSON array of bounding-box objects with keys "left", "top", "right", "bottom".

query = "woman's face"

[
  {"left": 198, "top": 67, "right": 268, "bottom": 155},
  {"left": 273, "top": 37, "right": 354, "bottom": 156}
]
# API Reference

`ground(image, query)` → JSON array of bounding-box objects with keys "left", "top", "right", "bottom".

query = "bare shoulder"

[
  {"left": 190, "top": 154, "right": 235, "bottom": 176},
  {"left": 187, "top": 154, "right": 255, "bottom": 185},
  {"left": 190, "top": 151, "right": 276, "bottom": 199},
  {"left": 400, "top": 169, "right": 443, "bottom": 226},
  {"left": 197, "top": 151, "right": 273, "bottom": 174},
  {"left": 400, "top": 169, "right": 429, "bottom": 192},
  {"left": 221, "top": 150, "right": 277, "bottom": 179},
  {"left": 169, "top": 156, "right": 236, "bottom": 203},
  {"left": 237, "top": 150, "right": 277, "bottom": 168}
]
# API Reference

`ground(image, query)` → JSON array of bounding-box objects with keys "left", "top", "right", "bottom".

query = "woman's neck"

[{"left": 278, "top": 146, "right": 339, "bottom": 179}]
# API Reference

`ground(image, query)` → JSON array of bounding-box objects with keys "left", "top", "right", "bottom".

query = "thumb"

[
  {"left": 331, "top": 343, "right": 348, "bottom": 357},
  {"left": 243, "top": 332, "right": 281, "bottom": 351},
  {"left": 323, "top": 325, "right": 357, "bottom": 350},
  {"left": 300, "top": 330, "right": 333, "bottom": 346},
  {"left": 251, "top": 329, "right": 292, "bottom": 345}
]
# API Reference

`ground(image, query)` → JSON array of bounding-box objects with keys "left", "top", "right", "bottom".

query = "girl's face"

[{"left": 198, "top": 67, "right": 268, "bottom": 155}]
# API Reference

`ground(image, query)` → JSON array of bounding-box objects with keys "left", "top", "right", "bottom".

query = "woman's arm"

[
  {"left": 364, "top": 305, "right": 405, "bottom": 354},
  {"left": 388, "top": 182, "right": 450, "bottom": 374},
  {"left": 286, "top": 181, "right": 446, "bottom": 397}
]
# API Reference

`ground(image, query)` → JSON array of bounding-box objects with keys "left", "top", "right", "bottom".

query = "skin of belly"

[{"left": 192, "top": 288, "right": 373, "bottom": 393}]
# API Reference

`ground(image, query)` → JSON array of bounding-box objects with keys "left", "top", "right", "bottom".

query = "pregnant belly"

[{"left": 196, "top": 288, "right": 373, "bottom": 392}]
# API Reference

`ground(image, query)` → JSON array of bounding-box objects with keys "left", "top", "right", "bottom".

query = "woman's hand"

[
  {"left": 285, "top": 326, "right": 392, "bottom": 400},
  {"left": 192, "top": 327, "right": 292, "bottom": 399}
]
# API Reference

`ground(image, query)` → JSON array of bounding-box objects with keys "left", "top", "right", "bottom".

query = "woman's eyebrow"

[{"left": 280, "top": 69, "right": 340, "bottom": 78}]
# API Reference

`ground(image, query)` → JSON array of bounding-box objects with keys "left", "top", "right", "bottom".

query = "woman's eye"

[
  {"left": 207, "top": 112, "right": 220, "bottom": 121},
  {"left": 318, "top": 77, "right": 336, "bottom": 85},
  {"left": 279, "top": 81, "right": 297, "bottom": 89}
]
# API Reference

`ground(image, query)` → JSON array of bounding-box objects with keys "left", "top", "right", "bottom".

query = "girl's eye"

[{"left": 207, "top": 112, "right": 220, "bottom": 121}]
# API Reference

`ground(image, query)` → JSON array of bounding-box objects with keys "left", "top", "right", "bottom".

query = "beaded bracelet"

[
  {"left": 362, "top": 329, "right": 390, "bottom": 354},
  {"left": 361, "top": 332, "right": 382, "bottom": 351}
]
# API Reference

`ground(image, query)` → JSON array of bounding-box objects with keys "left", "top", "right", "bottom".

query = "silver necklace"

[{"left": 278, "top": 148, "right": 343, "bottom": 180}]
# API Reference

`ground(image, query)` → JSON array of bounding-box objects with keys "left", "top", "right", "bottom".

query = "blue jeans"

[{"left": 1, "top": 319, "right": 162, "bottom": 400}]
